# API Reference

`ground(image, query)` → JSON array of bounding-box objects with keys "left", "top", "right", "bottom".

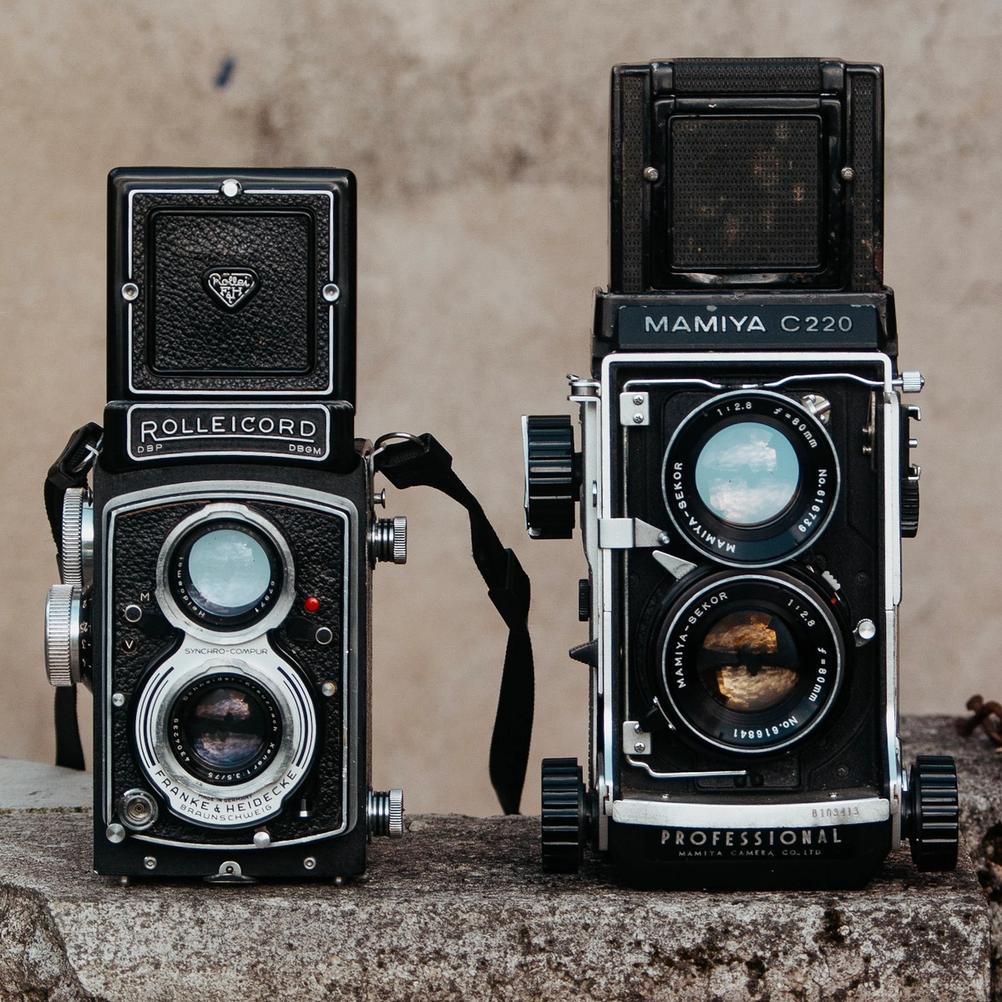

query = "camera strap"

[
  {"left": 43, "top": 421, "right": 103, "bottom": 771},
  {"left": 373, "top": 433, "right": 534, "bottom": 815},
  {"left": 44, "top": 425, "right": 534, "bottom": 812}
]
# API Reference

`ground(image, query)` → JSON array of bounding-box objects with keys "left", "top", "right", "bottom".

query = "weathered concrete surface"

[{"left": 0, "top": 716, "right": 996, "bottom": 1002}]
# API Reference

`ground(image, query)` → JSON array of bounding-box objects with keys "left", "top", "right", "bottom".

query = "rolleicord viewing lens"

[
  {"left": 663, "top": 390, "right": 839, "bottom": 566},
  {"left": 161, "top": 507, "right": 291, "bottom": 634},
  {"left": 169, "top": 674, "right": 282, "bottom": 785},
  {"left": 185, "top": 527, "right": 274, "bottom": 618},
  {"left": 656, "top": 571, "right": 844, "bottom": 753}
]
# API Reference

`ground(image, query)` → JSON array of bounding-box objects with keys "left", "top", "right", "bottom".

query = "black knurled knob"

[
  {"left": 907, "top": 754, "right": 959, "bottom": 872},
  {"left": 523, "top": 415, "right": 579, "bottom": 540},
  {"left": 541, "top": 757, "right": 588, "bottom": 873},
  {"left": 901, "top": 473, "right": 920, "bottom": 538}
]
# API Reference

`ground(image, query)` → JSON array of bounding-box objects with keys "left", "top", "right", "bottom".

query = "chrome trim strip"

[{"left": 612, "top": 796, "right": 890, "bottom": 829}]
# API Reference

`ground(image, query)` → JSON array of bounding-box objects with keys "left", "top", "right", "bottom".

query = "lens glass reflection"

[
  {"left": 698, "top": 610, "right": 800, "bottom": 713},
  {"left": 186, "top": 527, "right": 273, "bottom": 617},
  {"left": 182, "top": 684, "right": 269, "bottom": 771},
  {"left": 694, "top": 421, "right": 799, "bottom": 526}
]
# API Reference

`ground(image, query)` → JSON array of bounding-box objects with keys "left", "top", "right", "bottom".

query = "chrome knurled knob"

[
  {"left": 367, "top": 788, "right": 405, "bottom": 838},
  {"left": 371, "top": 516, "right": 407, "bottom": 564},
  {"left": 59, "top": 487, "right": 94, "bottom": 588},
  {"left": 44, "top": 584, "right": 83, "bottom": 687}
]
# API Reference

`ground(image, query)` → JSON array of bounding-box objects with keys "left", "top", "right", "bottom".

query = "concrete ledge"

[{"left": 0, "top": 716, "right": 996, "bottom": 1002}]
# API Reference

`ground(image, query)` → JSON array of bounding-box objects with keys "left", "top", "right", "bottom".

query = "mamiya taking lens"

[
  {"left": 662, "top": 390, "right": 839, "bottom": 566},
  {"left": 655, "top": 570, "right": 844, "bottom": 754},
  {"left": 157, "top": 503, "right": 295, "bottom": 639},
  {"left": 169, "top": 673, "right": 282, "bottom": 786}
]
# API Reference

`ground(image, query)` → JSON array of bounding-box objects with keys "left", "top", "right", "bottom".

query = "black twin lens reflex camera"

[
  {"left": 524, "top": 59, "right": 960, "bottom": 888},
  {"left": 43, "top": 169, "right": 410, "bottom": 881}
]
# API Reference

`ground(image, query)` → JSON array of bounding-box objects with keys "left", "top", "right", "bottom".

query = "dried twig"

[{"left": 957, "top": 694, "right": 1002, "bottom": 750}]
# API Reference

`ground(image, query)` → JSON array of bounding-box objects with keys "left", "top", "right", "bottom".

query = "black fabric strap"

[
  {"left": 44, "top": 422, "right": 102, "bottom": 771},
  {"left": 374, "top": 434, "right": 534, "bottom": 815}
]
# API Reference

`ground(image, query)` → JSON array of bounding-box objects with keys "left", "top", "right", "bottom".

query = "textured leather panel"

[
  {"left": 107, "top": 496, "right": 349, "bottom": 844},
  {"left": 149, "top": 209, "right": 313, "bottom": 373},
  {"left": 129, "top": 192, "right": 333, "bottom": 393}
]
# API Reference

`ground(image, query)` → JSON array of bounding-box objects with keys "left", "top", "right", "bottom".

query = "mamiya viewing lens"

[
  {"left": 169, "top": 674, "right": 282, "bottom": 785},
  {"left": 694, "top": 422, "right": 800, "bottom": 527},
  {"left": 663, "top": 390, "right": 839, "bottom": 566},
  {"left": 655, "top": 571, "right": 844, "bottom": 753}
]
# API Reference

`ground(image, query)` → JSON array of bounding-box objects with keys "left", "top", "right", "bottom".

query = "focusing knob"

[
  {"left": 901, "top": 469, "right": 921, "bottom": 538},
  {"left": 523, "top": 415, "right": 579, "bottom": 539},
  {"left": 59, "top": 487, "right": 94, "bottom": 588},
  {"left": 44, "top": 584, "right": 87, "bottom": 687},
  {"left": 541, "top": 757, "right": 588, "bottom": 873},
  {"left": 907, "top": 755, "right": 959, "bottom": 872}
]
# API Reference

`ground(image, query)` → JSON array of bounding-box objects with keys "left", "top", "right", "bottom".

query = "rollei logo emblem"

[{"left": 203, "top": 267, "right": 260, "bottom": 311}]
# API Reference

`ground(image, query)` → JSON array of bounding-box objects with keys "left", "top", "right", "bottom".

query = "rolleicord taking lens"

[
  {"left": 663, "top": 390, "right": 839, "bottom": 566},
  {"left": 169, "top": 674, "right": 282, "bottom": 786},
  {"left": 655, "top": 571, "right": 844, "bottom": 753}
]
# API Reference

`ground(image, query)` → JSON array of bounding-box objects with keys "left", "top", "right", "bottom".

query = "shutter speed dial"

[
  {"left": 44, "top": 584, "right": 90, "bottom": 687},
  {"left": 523, "top": 415, "right": 580, "bottom": 539}
]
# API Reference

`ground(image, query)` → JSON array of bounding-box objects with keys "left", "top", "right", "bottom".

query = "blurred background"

[{"left": 2, "top": 0, "right": 1000, "bottom": 815}]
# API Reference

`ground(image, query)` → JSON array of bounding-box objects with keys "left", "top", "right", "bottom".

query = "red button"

[{"left": 303, "top": 596, "right": 321, "bottom": 614}]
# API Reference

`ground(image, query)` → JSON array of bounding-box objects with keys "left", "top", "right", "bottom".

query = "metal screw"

[
  {"left": 253, "top": 830, "right": 271, "bottom": 848},
  {"left": 632, "top": 413, "right": 644, "bottom": 425},
  {"left": 840, "top": 166, "right": 855, "bottom": 182},
  {"left": 855, "top": 618, "right": 877, "bottom": 643},
  {"left": 121, "top": 282, "right": 139, "bottom": 302},
  {"left": 632, "top": 394, "right": 644, "bottom": 405},
  {"left": 322, "top": 282, "right": 340, "bottom": 303},
  {"left": 321, "top": 681, "right": 336, "bottom": 698},
  {"left": 112, "top": 692, "right": 125, "bottom": 707},
  {"left": 220, "top": 178, "right": 241, "bottom": 198},
  {"left": 143, "top": 856, "right": 157, "bottom": 870},
  {"left": 374, "top": 488, "right": 387, "bottom": 508},
  {"left": 643, "top": 166, "right": 660, "bottom": 182},
  {"left": 303, "top": 856, "right": 317, "bottom": 870},
  {"left": 634, "top": 741, "right": 646, "bottom": 753},
  {"left": 106, "top": 823, "right": 126, "bottom": 844}
]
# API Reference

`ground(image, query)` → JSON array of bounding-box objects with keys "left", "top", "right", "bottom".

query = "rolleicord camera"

[
  {"left": 43, "top": 169, "right": 409, "bottom": 881},
  {"left": 524, "top": 59, "right": 959, "bottom": 887}
]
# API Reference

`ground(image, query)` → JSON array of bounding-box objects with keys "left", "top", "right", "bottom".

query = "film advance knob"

[
  {"left": 371, "top": 516, "right": 407, "bottom": 564},
  {"left": 907, "top": 755, "right": 959, "bottom": 872},
  {"left": 900, "top": 469, "right": 921, "bottom": 538},
  {"left": 523, "top": 415, "right": 579, "bottom": 539},
  {"left": 540, "top": 757, "right": 588, "bottom": 873},
  {"left": 44, "top": 584, "right": 84, "bottom": 687},
  {"left": 59, "top": 487, "right": 94, "bottom": 588}
]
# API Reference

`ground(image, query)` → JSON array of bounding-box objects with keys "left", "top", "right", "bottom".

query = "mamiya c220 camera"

[
  {"left": 524, "top": 59, "right": 959, "bottom": 887},
  {"left": 43, "top": 169, "right": 410, "bottom": 881}
]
